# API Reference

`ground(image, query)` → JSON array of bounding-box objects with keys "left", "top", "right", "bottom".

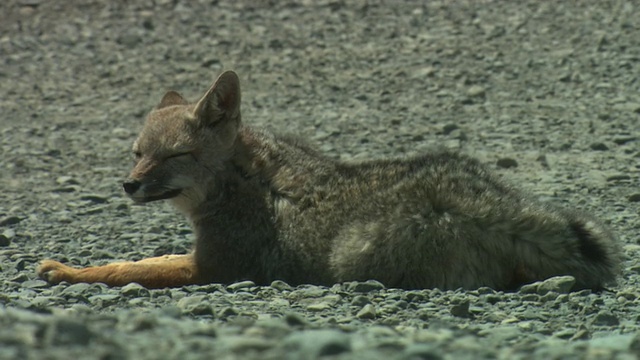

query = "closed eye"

[{"left": 167, "top": 152, "right": 192, "bottom": 159}]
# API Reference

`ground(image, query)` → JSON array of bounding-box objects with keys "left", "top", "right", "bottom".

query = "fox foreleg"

[{"left": 37, "top": 254, "right": 199, "bottom": 289}]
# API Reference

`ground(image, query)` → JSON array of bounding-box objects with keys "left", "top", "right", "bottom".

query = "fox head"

[{"left": 123, "top": 71, "right": 241, "bottom": 214}]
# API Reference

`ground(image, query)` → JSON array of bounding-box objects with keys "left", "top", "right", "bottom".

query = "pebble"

[
  {"left": 44, "top": 318, "right": 93, "bottom": 346},
  {"left": 403, "top": 343, "right": 443, "bottom": 360},
  {"left": 0, "top": 216, "right": 21, "bottom": 227},
  {"left": 120, "top": 283, "right": 150, "bottom": 298},
  {"left": 307, "top": 302, "right": 332, "bottom": 312},
  {"left": 281, "top": 329, "right": 351, "bottom": 357},
  {"left": 347, "top": 280, "right": 386, "bottom": 293},
  {"left": 612, "top": 102, "right": 640, "bottom": 113},
  {"left": 450, "top": 300, "right": 471, "bottom": 318},
  {"left": 80, "top": 194, "right": 110, "bottom": 204},
  {"left": 536, "top": 276, "right": 576, "bottom": 295},
  {"left": 0, "top": 234, "right": 10, "bottom": 247},
  {"left": 590, "top": 142, "right": 609, "bottom": 151},
  {"left": 496, "top": 158, "right": 518, "bottom": 169},
  {"left": 351, "top": 295, "right": 372, "bottom": 306},
  {"left": 356, "top": 304, "right": 377, "bottom": 319},
  {"left": 227, "top": 280, "right": 256, "bottom": 292},
  {"left": 270, "top": 280, "right": 293, "bottom": 291},
  {"left": 21, "top": 280, "right": 50, "bottom": 289},
  {"left": 466, "top": 85, "right": 486, "bottom": 98},
  {"left": 591, "top": 311, "right": 620, "bottom": 326}
]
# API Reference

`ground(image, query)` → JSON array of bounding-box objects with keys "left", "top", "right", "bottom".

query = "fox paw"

[{"left": 37, "top": 260, "right": 77, "bottom": 284}]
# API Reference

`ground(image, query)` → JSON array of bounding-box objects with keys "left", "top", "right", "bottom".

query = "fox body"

[{"left": 38, "top": 71, "right": 622, "bottom": 290}]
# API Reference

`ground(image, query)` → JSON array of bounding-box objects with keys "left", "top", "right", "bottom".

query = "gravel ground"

[{"left": 1, "top": 0, "right": 639, "bottom": 359}]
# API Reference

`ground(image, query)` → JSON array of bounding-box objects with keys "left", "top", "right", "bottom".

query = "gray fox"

[{"left": 38, "top": 71, "right": 622, "bottom": 290}]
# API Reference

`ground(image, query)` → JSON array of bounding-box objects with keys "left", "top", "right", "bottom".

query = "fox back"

[{"left": 124, "top": 71, "right": 622, "bottom": 291}]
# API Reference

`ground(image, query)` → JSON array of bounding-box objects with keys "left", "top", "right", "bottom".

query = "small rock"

[
  {"left": 220, "top": 336, "right": 274, "bottom": 353},
  {"left": 45, "top": 318, "right": 93, "bottom": 346},
  {"left": 442, "top": 123, "right": 459, "bottom": 135},
  {"left": 56, "top": 176, "right": 79, "bottom": 185},
  {"left": 88, "top": 294, "right": 120, "bottom": 306},
  {"left": 591, "top": 311, "right": 619, "bottom": 326},
  {"left": 590, "top": 142, "right": 609, "bottom": 151},
  {"left": 177, "top": 295, "right": 208, "bottom": 313},
  {"left": 117, "top": 33, "right": 143, "bottom": 48},
  {"left": 80, "top": 194, "right": 109, "bottom": 204},
  {"left": 350, "top": 295, "right": 371, "bottom": 307},
  {"left": 588, "top": 334, "right": 635, "bottom": 351},
  {"left": 307, "top": 302, "right": 332, "bottom": 312},
  {"left": 188, "top": 302, "right": 214, "bottom": 316},
  {"left": 570, "top": 329, "right": 590, "bottom": 341},
  {"left": 606, "top": 174, "right": 631, "bottom": 182},
  {"left": 270, "top": 280, "right": 293, "bottom": 291},
  {"left": 347, "top": 280, "right": 385, "bottom": 293},
  {"left": 403, "top": 343, "right": 443, "bottom": 360},
  {"left": 120, "top": 283, "right": 150, "bottom": 298},
  {"left": 284, "top": 312, "right": 311, "bottom": 328},
  {"left": 518, "top": 282, "right": 539, "bottom": 294},
  {"left": 536, "top": 276, "right": 576, "bottom": 295},
  {"left": 126, "top": 314, "right": 158, "bottom": 332},
  {"left": 21, "top": 280, "right": 50, "bottom": 289},
  {"left": 628, "top": 194, "right": 640, "bottom": 202},
  {"left": 496, "top": 158, "right": 518, "bottom": 169},
  {"left": 467, "top": 85, "right": 486, "bottom": 97},
  {"left": 111, "top": 128, "right": 132, "bottom": 139},
  {"left": 413, "top": 66, "right": 436, "bottom": 78},
  {"left": 356, "top": 304, "right": 377, "bottom": 319},
  {"left": 218, "top": 306, "right": 240, "bottom": 318},
  {"left": 613, "top": 136, "right": 636, "bottom": 145},
  {"left": 227, "top": 280, "right": 255, "bottom": 292},
  {"left": 0, "top": 234, "right": 10, "bottom": 247},
  {"left": 0, "top": 216, "right": 21, "bottom": 227},
  {"left": 52, "top": 186, "right": 79, "bottom": 193},
  {"left": 450, "top": 300, "right": 471, "bottom": 318},
  {"left": 281, "top": 329, "right": 351, "bottom": 357},
  {"left": 61, "top": 283, "right": 93, "bottom": 295},
  {"left": 612, "top": 102, "right": 640, "bottom": 113}
]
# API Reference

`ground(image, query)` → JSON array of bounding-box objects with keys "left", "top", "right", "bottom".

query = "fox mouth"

[{"left": 135, "top": 189, "right": 182, "bottom": 203}]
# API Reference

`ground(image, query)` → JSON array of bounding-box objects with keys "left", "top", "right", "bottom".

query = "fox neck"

[
  {"left": 168, "top": 126, "right": 283, "bottom": 221},
  {"left": 170, "top": 125, "right": 324, "bottom": 222}
]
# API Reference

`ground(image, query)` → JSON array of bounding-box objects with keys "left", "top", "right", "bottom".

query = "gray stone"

[
  {"left": 120, "top": 282, "right": 150, "bottom": 298},
  {"left": 536, "top": 276, "right": 576, "bottom": 295},
  {"left": 21, "top": 280, "right": 50, "bottom": 289},
  {"left": 356, "top": 304, "right": 377, "bottom": 319},
  {"left": 450, "top": 300, "right": 471, "bottom": 318},
  {"left": 227, "top": 280, "right": 255, "bottom": 292},
  {"left": 44, "top": 318, "right": 93, "bottom": 346},
  {"left": 0, "top": 216, "right": 21, "bottom": 227},
  {"left": 496, "top": 157, "right": 518, "bottom": 169},
  {"left": 281, "top": 329, "right": 351, "bottom": 357},
  {"left": 591, "top": 311, "right": 619, "bottom": 326},
  {"left": 270, "top": 280, "right": 293, "bottom": 291},
  {"left": 347, "top": 280, "right": 385, "bottom": 293}
]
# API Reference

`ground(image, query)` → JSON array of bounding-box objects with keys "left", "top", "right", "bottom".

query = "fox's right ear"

[{"left": 156, "top": 91, "right": 188, "bottom": 109}]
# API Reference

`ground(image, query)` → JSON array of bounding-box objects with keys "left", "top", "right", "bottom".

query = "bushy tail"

[{"left": 515, "top": 206, "right": 623, "bottom": 291}]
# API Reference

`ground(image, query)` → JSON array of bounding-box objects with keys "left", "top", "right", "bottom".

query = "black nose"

[{"left": 123, "top": 180, "right": 142, "bottom": 194}]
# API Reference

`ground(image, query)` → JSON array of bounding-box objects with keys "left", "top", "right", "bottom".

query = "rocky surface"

[{"left": 1, "top": 0, "right": 639, "bottom": 359}]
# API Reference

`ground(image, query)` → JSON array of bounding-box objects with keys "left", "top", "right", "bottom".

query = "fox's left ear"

[{"left": 193, "top": 71, "right": 241, "bottom": 127}]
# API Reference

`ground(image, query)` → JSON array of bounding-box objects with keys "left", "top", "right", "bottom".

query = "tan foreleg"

[{"left": 37, "top": 254, "right": 199, "bottom": 289}]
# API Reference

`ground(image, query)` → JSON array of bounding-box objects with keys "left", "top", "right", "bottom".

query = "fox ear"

[
  {"left": 193, "top": 71, "right": 241, "bottom": 127},
  {"left": 157, "top": 91, "right": 188, "bottom": 109}
]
